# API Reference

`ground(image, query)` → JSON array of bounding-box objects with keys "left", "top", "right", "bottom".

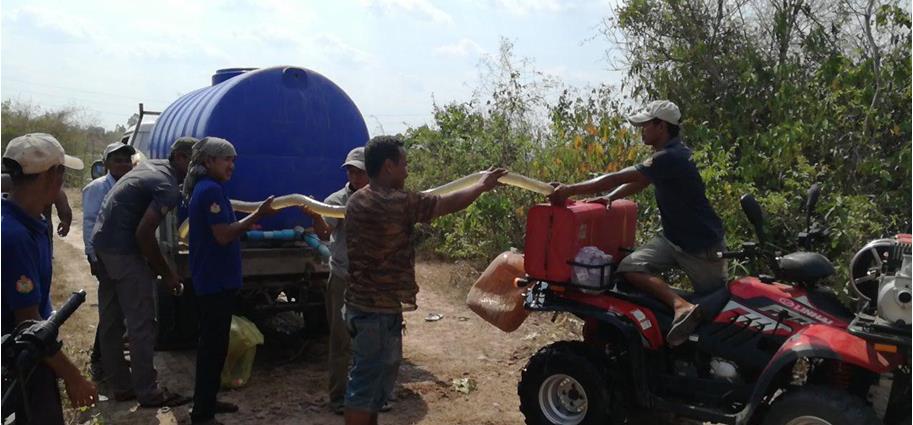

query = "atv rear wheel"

[
  {"left": 761, "top": 386, "right": 880, "bottom": 425},
  {"left": 518, "top": 341, "right": 616, "bottom": 425}
]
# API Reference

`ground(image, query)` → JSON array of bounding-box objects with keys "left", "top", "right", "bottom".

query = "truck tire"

[
  {"left": 761, "top": 385, "right": 880, "bottom": 425},
  {"left": 518, "top": 341, "right": 617, "bottom": 425}
]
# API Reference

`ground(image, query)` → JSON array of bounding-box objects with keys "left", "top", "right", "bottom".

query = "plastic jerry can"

[
  {"left": 524, "top": 200, "right": 636, "bottom": 282},
  {"left": 466, "top": 250, "right": 529, "bottom": 332}
]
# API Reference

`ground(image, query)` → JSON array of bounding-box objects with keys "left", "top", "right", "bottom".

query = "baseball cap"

[
  {"left": 341, "top": 147, "right": 365, "bottom": 170},
  {"left": 103, "top": 142, "right": 136, "bottom": 160},
  {"left": 3, "top": 133, "right": 84, "bottom": 174},
  {"left": 170, "top": 136, "right": 199, "bottom": 154},
  {"left": 627, "top": 100, "right": 681, "bottom": 126}
]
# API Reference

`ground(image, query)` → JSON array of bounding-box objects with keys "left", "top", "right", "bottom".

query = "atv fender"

[
  {"left": 526, "top": 290, "right": 655, "bottom": 408},
  {"left": 737, "top": 324, "right": 903, "bottom": 424}
]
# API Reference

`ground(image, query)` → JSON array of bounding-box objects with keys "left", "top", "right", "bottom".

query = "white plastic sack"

[{"left": 572, "top": 246, "right": 612, "bottom": 289}]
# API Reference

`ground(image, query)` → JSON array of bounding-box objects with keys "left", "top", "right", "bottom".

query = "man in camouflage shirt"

[{"left": 343, "top": 136, "right": 506, "bottom": 425}]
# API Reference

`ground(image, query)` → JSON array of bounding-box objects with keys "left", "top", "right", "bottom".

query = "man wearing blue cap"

[{"left": 82, "top": 141, "right": 136, "bottom": 382}]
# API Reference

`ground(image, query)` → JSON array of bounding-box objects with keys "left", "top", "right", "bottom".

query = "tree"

[{"left": 604, "top": 0, "right": 911, "bottom": 295}]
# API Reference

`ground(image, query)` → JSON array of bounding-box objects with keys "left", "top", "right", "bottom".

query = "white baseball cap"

[
  {"left": 628, "top": 100, "right": 681, "bottom": 126},
  {"left": 3, "top": 133, "right": 84, "bottom": 174}
]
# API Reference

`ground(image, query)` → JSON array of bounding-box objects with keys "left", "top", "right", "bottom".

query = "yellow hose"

[
  {"left": 231, "top": 195, "right": 347, "bottom": 218},
  {"left": 177, "top": 171, "right": 553, "bottom": 241},
  {"left": 421, "top": 171, "right": 554, "bottom": 196}
]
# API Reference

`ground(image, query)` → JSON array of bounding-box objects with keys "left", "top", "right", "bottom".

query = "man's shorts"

[
  {"left": 343, "top": 306, "right": 403, "bottom": 412},
  {"left": 616, "top": 234, "right": 728, "bottom": 293}
]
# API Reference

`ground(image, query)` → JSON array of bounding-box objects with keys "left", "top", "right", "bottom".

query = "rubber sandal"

[{"left": 667, "top": 304, "right": 702, "bottom": 347}]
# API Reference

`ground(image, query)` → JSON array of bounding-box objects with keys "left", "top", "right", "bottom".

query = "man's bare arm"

[
  {"left": 432, "top": 169, "right": 507, "bottom": 219},
  {"left": 134, "top": 205, "right": 184, "bottom": 294},
  {"left": 54, "top": 190, "right": 72, "bottom": 236},
  {"left": 549, "top": 166, "right": 648, "bottom": 204},
  {"left": 607, "top": 180, "right": 650, "bottom": 202},
  {"left": 14, "top": 307, "right": 97, "bottom": 407}
]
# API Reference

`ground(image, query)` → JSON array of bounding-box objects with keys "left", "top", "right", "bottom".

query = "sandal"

[{"left": 666, "top": 304, "right": 702, "bottom": 347}]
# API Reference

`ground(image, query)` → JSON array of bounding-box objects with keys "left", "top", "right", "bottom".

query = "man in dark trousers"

[
  {"left": 82, "top": 141, "right": 136, "bottom": 382},
  {"left": 91, "top": 137, "right": 197, "bottom": 407},
  {"left": 302, "top": 147, "right": 374, "bottom": 414},
  {"left": 184, "top": 137, "right": 277, "bottom": 424},
  {"left": 549, "top": 100, "right": 726, "bottom": 347},
  {"left": 2, "top": 133, "right": 97, "bottom": 424}
]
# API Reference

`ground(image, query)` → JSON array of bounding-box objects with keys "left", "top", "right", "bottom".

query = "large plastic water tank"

[{"left": 143, "top": 66, "right": 369, "bottom": 229}]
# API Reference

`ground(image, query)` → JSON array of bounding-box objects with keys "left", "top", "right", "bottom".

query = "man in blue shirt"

[
  {"left": 82, "top": 141, "right": 135, "bottom": 381},
  {"left": 2, "top": 133, "right": 97, "bottom": 424},
  {"left": 549, "top": 101, "right": 726, "bottom": 347},
  {"left": 184, "top": 137, "right": 276, "bottom": 424}
]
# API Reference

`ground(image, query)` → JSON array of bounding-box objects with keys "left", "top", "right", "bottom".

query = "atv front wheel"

[
  {"left": 761, "top": 385, "right": 880, "bottom": 425},
  {"left": 518, "top": 341, "right": 616, "bottom": 425}
]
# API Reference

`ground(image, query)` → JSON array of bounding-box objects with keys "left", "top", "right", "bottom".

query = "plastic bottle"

[{"left": 466, "top": 250, "right": 530, "bottom": 332}]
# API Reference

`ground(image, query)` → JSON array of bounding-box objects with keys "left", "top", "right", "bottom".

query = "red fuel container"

[{"left": 524, "top": 200, "right": 637, "bottom": 282}]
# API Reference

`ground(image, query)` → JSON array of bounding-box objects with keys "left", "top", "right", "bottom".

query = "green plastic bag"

[{"left": 221, "top": 315, "right": 264, "bottom": 389}]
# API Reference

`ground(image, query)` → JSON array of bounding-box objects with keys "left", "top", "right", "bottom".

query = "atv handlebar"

[
  {"left": 718, "top": 250, "right": 747, "bottom": 260},
  {"left": 717, "top": 241, "right": 760, "bottom": 260}
]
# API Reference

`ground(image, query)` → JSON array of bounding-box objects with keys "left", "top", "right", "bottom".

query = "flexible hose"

[{"left": 178, "top": 171, "right": 553, "bottom": 241}]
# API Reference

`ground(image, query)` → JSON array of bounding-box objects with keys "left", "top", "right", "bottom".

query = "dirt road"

[{"left": 51, "top": 188, "right": 581, "bottom": 425}]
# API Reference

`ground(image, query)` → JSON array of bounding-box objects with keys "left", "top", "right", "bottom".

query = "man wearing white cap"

[
  {"left": 82, "top": 141, "right": 136, "bottom": 381},
  {"left": 302, "top": 146, "right": 374, "bottom": 414},
  {"left": 549, "top": 100, "right": 726, "bottom": 347},
  {"left": 2, "top": 133, "right": 97, "bottom": 423}
]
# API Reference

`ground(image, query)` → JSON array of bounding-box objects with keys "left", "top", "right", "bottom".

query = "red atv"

[{"left": 516, "top": 186, "right": 911, "bottom": 425}]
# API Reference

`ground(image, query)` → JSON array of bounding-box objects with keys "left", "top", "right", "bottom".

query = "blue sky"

[{"left": 2, "top": 0, "right": 623, "bottom": 136}]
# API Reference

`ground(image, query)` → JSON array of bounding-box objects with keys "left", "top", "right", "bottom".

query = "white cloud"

[
  {"left": 488, "top": 0, "right": 567, "bottom": 15},
  {"left": 4, "top": 5, "right": 99, "bottom": 41},
  {"left": 312, "top": 35, "right": 374, "bottom": 67},
  {"left": 243, "top": 0, "right": 315, "bottom": 26},
  {"left": 433, "top": 38, "right": 485, "bottom": 58},
  {"left": 237, "top": 26, "right": 307, "bottom": 49},
  {"left": 359, "top": 0, "right": 454, "bottom": 25}
]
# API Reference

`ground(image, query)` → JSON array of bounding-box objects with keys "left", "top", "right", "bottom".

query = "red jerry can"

[{"left": 524, "top": 200, "right": 637, "bottom": 282}]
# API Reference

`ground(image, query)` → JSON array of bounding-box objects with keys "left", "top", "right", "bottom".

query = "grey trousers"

[
  {"left": 617, "top": 235, "right": 728, "bottom": 293},
  {"left": 326, "top": 273, "right": 351, "bottom": 406},
  {"left": 96, "top": 251, "right": 161, "bottom": 403}
]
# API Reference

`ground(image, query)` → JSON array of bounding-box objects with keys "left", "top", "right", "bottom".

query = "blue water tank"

[{"left": 143, "top": 66, "right": 369, "bottom": 230}]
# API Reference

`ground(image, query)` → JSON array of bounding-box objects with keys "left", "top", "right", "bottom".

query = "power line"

[
  {"left": 2, "top": 77, "right": 176, "bottom": 104},
  {"left": 3, "top": 84, "right": 144, "bottom": 109},
  {"left": 4, "top": 77, "right": 437, "bottom": 119},
  {"left": 3, "top": 93, "right": 132, "bottom": 120}
]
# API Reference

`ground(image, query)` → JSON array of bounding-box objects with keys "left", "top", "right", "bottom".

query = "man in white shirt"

[{"left": 82, "top": 142, "right": 135, "bottom": 382}]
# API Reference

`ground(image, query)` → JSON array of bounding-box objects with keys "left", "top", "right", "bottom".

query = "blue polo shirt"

[
  {"left": 188, "top": 177, "right": 242, "bottom": 295},
  {"left": 2, "top": 199, "right": 53, "bottom": 334},
  {"left": 635, "top": 138, "right": 725, "bottom": 253}
]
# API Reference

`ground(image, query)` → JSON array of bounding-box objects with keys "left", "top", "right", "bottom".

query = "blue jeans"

[{"left": 343, "top": 306, "right": 402, "bottom": 412}]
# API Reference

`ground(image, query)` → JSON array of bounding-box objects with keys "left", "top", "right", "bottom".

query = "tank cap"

[
  {"left": 281, "top": 67, "right": 309, "bottom": 89},
  {"left": 212, "top": 68, "right": 257, "bottom": 86}
]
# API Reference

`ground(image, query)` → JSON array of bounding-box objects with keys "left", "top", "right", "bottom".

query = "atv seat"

[{"left": 611, "top": 282, "right": 731, "bottom": 335}]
